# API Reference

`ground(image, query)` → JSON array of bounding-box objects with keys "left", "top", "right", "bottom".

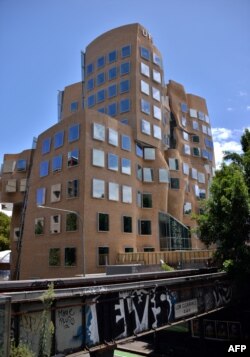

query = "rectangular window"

[
  {"left": 141, "top": 119, "right": 151, "bottom": 135},
  {"left": 49, "top": 248, "right": 61, "bottom": 266},
  {"left": 120, "top": 98, "right": 130, "bottom": 113},
  {"left": 142, "top": 192, "right": 152, "bottom": 208},
  {"left": 35, "top": 217, "right": 44, "bottom": 235},
  {"left": 108, "top": 50, "right": 117, "bottom": 63},
  {"left": 190, "top": 108, "right": 197, "bottom": 118},
  {"left": 108, "top": 153, "right": 119, "bottom": 171},
  {"left": 121, "top": 135, "right": 131, "bottom": 151},
  {"left": 123, "top": 216, "right": 132, "bottom": 233},
  {"left": 122, "top": 185, "right": 132, "bottom": 203},
  {"left": 121, "top": 45, "right": 131, "bottom": 58},
  {"left": 16, "top": 159, "right": 27, "bottom": 172},
  {"left": 198, "top": 172, "right": 205, "bottom": 183},
  {"left": 93, "top": 179, "right": 105, "bottom": 199},
  {"left": 191, "top": 168, "right": 198, "bottom": 180},
  {"left": 42, "top": 138, "right": 51, "bottom": 154},
  {"left": 68, "top": 149, "right": 79, "bottom": 167},
  {"left": 181, "top": 116, "right": 186, "bottom": 127},
  {"left": 54, "top": 131, "right": 64, "bottom": 149},
  {"left": 68, "top": 124, "right": 80, "bottom": 142},
  {"left": 153, "top": 53, "right": 161, "bottom": 67},
  {"left": 108, "top": 128, "right": 118, "bottom": 146},
  {"left": 97, "top": 72, "right": 105, "bottom": 86},
  {"left": 170, "top": 178, "right": 180, "bottom": 189},
  {"left": 169, "top": 158, "right": 179, "bottom": 170},
  {"left": 183, "top": 131, "right": 189, "bottom": 141},
  {"left": 159, "top": 168, "right": 169, "bottom": 183},
  {"left": 153, "top": 105, "right": 162, "bottom": 120},
  {"left": 120, "top": 62, "right": 130, "bottom": 75},
  {"left": 141, "top": 80, "right": 150, "bottom": 95},
  {"left": 96, "top": 89, "right": 105, "bottom": 103},
  {"left": 193, "top": 184, "right": 200, "bottom": 198},
  {"left": 108, "top": 67, "right": 117, "bottom": 80},
  {"left": 141, "top": 98, "right": 150, "bottom": 115},
  {"left": 140, "top": 47, "right": 150, "bottom": 60},
  {"left": 153, "top": 125, "right": 161, "bottom": 139},
  {"left": 144, "top": 148, "right": 155, "bottom": 160},
  {"left": 51, "top": 183, "right": 61, "bottom": 202},
  {"left": 120, "top": 79, "right": 130, "bottom": 94},
  {"left": 141, "top": 62, "right": 150, "bottom": 77},
  {"left": 152, "top": 87, "right": 160, "bottom": 101},
  {"left": 193, "top": 121, "right": 199, "bottom": 130},
  {"left": 136, "top": 143, "right": 143, "bottom": 157},
  {"left": 6, "top": 179, "right": 16, "bottom": 192},
  {"left": 107, "top": 102, "right": 117, "bottom": 117},
  {"left": 93, "top": 123, "right": 105, "bottom": 141},
  {"left": 65, "top": 247, "right": 77, "bottom": 266},
  {"left": 92, "top": 149, "right": 105, "bottom": 167},
  {"left": 40, "top": 161, "right": 49, "bottom": 177},
  {"left": 121, "top": 158, "right": 131, "bottom": 175},
  {"left": 52, "top": 155, "right": 62, "bottom": 172},
  {"left": 36, "top": 187, "right": 46, "bottom": 205},
  {"left": 184, "top": 144, "right": 191, "bottom": 155},
  {"left": 202, "top": 125, "right": 208, "bottom": 134},
  {"left": 181, "top": 103, "right": 188, "bottom": 113},
  {"left": 199, "top": 189, "right": 206, "bottom": 199},
  {"left": 87, "top": 79, "right": 94, "bottom": 91},
  {"left": 98, "top": 247, "right": 109, "bottom": 265},
  {"left": 143, "top": 168, "right": 154, "bottom": 182},
  {"left": 184, "top": 202, "right": 192, "bottom": 214},
  {"left": 183, "top": 163, "right": 189, "bottom": 175},
  {"left": 67, "top": 179, "right": 79, "bottom": 198},
  {"left": 87, "top": 94, "right": 95, "bottom": 108},
  {"left": 137, "top": 164, "right": 142, "bottom": 181},
  {"left": 86, "top": 63, "right": 94, "bottom": 76},
  {"left": 138, "top": 220, "right": 152, "bottom": 235},
  {"left": 108, "top": 182, "right": 119, "bottom": 201},
  {"left": 98, "top": 213, "right": 109, "bottom": 232},
  {"left": 198, "top": 111, "right": 205, "bottom": 120},
  {"left": 153, "top": 69, "right": 161, "bottom": 83},
  {"left": 66, "top": 213, "right": 78, "bottom": 231},
  {"left": 108, "top": 84, "right": 117, "bottom": 98},
  {"left": 193, "top": 147, "right": 201, "bottom": 156},
  {"left": 192, "top": 135, "right": 200, "bottom": 143},
  {"left": 50, "top": 214, "right": 61, "bottom": 234},
  {"left": 97, "top": 56, "right": 105, "bottom": 68}
]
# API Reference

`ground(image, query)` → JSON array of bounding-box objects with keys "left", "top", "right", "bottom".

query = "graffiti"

[
  {"left": 213, "top": 283, "right": 232, "bottom": 307},
  {"left": 58, "top": 308, "right": 75, "bottom": 329},
  {"left": 31, "top": 280, "right": 65, "bottom": 289}
]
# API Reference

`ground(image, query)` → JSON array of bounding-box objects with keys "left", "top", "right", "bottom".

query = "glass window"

[
  {"left": 122, "top": 185, "right": 132, "bottom": 203},
  {"left": 121, "top": 135, "right": 131, "bottom": 151},
  {"left": 50, "top": 214, "right": 61, "bottom": 234},
  {"left": 144, "top": 148, "right": 155, "bottom": 160},
  {"left": 49, "top": 248, "right": 60, "bottom": 266},
  {"left": 121, "top": 45, "right": 131, "bottom": 58},
  {"left": 141, "top": 80, "right": 149, "bottom": 95},
  {"left": 87, "top": 78, "right": 94, "bottom": 91},
  {"left": 136, "top": 143, "right": 143, "bottom": 157},
  {"left": 123, "top": 216, "right": 132, "bottom": 233},
  {"left": 68, "top": 149, "right": 79, "bottom": 167},
  {"left": 184, "top": 202, "right": 192, "bottom": 214},
  {"left": 97, "top": 56, "right": 105, "bottom": 68},
  {"left": 198, "top": 111, "right": 205, "bottom": 121},
  {"left": 65, "top": 247, "right": 76, "bottom": 266},
  {"left": 137, "top": 164, "right": 143, "bottom": 181},
  {"left": 35, "top": 217, "right": 44, "bottom": 235},
  {"left": 108, "top": 128, "right": 118, "bottom": 146},
  {"left": 192, "top": 135, "right": 200, "bottom": 143},
  {"left": 199, "top": 189, "right": 206, "bottom": 199},
  {"left": 143, "top": 168, "right": 154, "bottom": 182},
  {"left": 190, "top": 108, "right": 197, "bottom": 118},
  {"left": 108, "top": 50, "right": 117, "bottom": 63},
  {"left": 51, "top": 183, "right": 61, "bottom": 202},
  {"left": 93, "top": 179, "right": 105, "bottom": 199},
  {"left": 193, "top": 147, "right": 201, "bottom": 156},
  {"left": 193, "top": 121, "right": 199, "bottom": 130},
  {"left": 159, "top": 168, "right": 169, "bottom": 183},
  {"left": 107, "top": 102, "right": 117, "bottom": 117},
  {"left": 121, "top": 158, "right": 131, "bottom": 175},
  {"left": 120, "top": 62, "right": 130, "bottom": 75},
  {"left": 169, "top": 158, "right": 179, "bottom": 170},
  {"left": 40, "top": 161, "right": 49, "bottom": 177},
  {"left": 193, "top": 184, "right": 200, "bottom": 198},
  {"left": 152, "top": 87, "right": 160, "bottom": 101},
  {"left": 120, "top": 79, "right": 130, "bottom": 93},
  {"left": 98, "top": 213, "right": 109, "bottom": 232},
  {"left": 98, "top": 247, "right": 109, "bottom": 265},
  {"left": 97, "top": 72, "right": 105, "bottom": 86},
  {"left": 184, "top": 144, "right": 191, "bottom": 155},
  {"left": 108, "top": 67, "right": 117, "bottom": 80},
  {"left": 93, "top": 123, "right": 105, "bottom": 141},
  {"left": 92, "top": 149, "right": 105, "bottom": 167},
  {"left": 98, "top": 107, "right": 105, "bottom": 114},
  {"left": 97, "top": 89, "right": 105, "bottom": 103},
  {"left": 16, "top": 159, "right": 27, "bottom": 172},
  {"left": 108, "top": 153, "right": 119, "bottom": 171},
  {"left": 140, "top": 47, "right": 150, "bottom": 60},
  {"left": 42, "top": 138, "right": 51, "bottom": 154},
  {"left": 170, "top": 178, "right": 180, "bottom": 189},
  {"left": 36, "top": 187, "right": 46, "bottom": 205},
  {"left": 54, "top": 131, "right": 64, "bottom": 149},
  {"left": 87, "top": 94, "right": 95, "bottom": 108},
  {"left": 202, "top": 125, "right": 208, "bottom": 134},
  {"left": 198, "top": 172, "right": 205, "bottom": 183},
  {"left": 181, "top": 116, "right": 186, "bottom": 127},
  {"left": 52, "top": 155, "right": 62, "bottom": 172},
  {"left": 183, "top": 131, "right": 189, "bottom": 141},
  {"left": 141, "top": 98, "right": 150, "bottom": 115},
  {"left": 120, "top": 98, "right": 130, "bottom": 113},
  {"left": 153, "top": 53, "right": 161, "bottom": 67},
  {"left": 108, "top": 182, "right": 119, "bottom": 201},
  {"left": 181, "top": 103, "right": 188, "bottom": 113},
  {"left": 205, "top": 115, "right": 210, "bottom": 123},
  {"left": 207, "top": 127, "right": 212, "bottom": 136},
  {"left": 191, "top": 168, "right": 198, "bottom": 180},
  {"left": 142, "top": 192, "right": 152, "bottom": 208},
  {"left": 153, "top": 125, "right": 161, "bottom": 139},
  {"left": 152, "top": 69, "right": 161, "bottom": 83},
  {"left": 140, "top": 62, "right": 150, "bottom": 77},
  {"left": 153, "top": 105, "right": 161, "bottom": 120},
  {"left": 68, "top": 124, "right": 80, "bottom": 142},
  {"left": 108, "top": 84, "right": 117, "bottom": 98},
  {"left": 141, "top": 119, "right": 151, "bottom": 135},
  {"left": 86, "top": 63, "right": 94, "bottom": 75},
  {"left": 67, "top": 179, "right": 79, "bottom": 198},
  {"left": 66, "top": 213, "right": 78, "bottom": 231},
  {"left": 139, "top": 220, "right": 152, "bottom": 235},
  {"left": 183, "top": 163, "right": 189, "bottom": 175}
]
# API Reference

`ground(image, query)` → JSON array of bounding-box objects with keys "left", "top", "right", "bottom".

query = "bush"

[{"left": 10, "top": 342, "right": 35, "bottom": 357}]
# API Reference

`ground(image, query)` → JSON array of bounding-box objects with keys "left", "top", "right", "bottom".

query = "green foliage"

[
  {"left": 0, "top": 212, "right": 10, "bottom": 238},
  {"left": 222, "top": 259, "right": 234, "bottom": 273},
  {"left": 161, "top": 263, "right": 174, "bottom": 271},
  {"left": 10, "top": 341, "right": 35, "bottom": 357},
  {"left": 0, "top": 235, "right": 10, "bottom": 250}
]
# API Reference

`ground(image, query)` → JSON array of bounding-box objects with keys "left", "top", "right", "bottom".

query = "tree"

[{"left": 0, "top": 212, "right": 10, "bottom": 250}]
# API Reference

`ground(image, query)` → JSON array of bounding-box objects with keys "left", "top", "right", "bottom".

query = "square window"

[
  {"left": 143, "top": 168, "right": 154, "bottom": 182},
  {"left": 68, "top": 149, "right": 79, "bottom": 167},
  {"left": 141, "top": 62, "right": 150, "bottom": 77},
  {"left": 108, "top": 153, "right": 119, "bottom": 171},
  {"left": 98, "top": 246, "right": 109, "bottom": 265},
  {"left": 121, "top": 135, "right": 131, "bottom": 151},
  {"left": 123, "top": 216, "right": 132, "bottom": 233},
  {"left": 153, "top": 125, "right": 161, "bottom": 139},
  {"left": 120, "top": 62, "right": 130, "bottom": 75},
  {"left": 169, "top": 158, "right": 179, "bottom": 170},
  {"left": 67, "top": 179, "right": 79, "bottom": 198},
  {"left": 93, "top": 123, "right": 105, "bottom": 141},
  {"left": 140, "top": 47, "right": 150, "bottom": 60},
  {"left": 141, "top": 80, "right": 150, "bottom": 95},
  {"left": 121, "top": 45, "right": 131, "bottom": 58},
  {"left": 97, "top": 89, "right": 105, "bottom": 103},
  {"left": 5, "top": 179, "right": 16, "bottom": 192},
  {"left": 97, "top": 72, "right": 105, "bottom": 86},
  {"left": 170, "top": 178, "right": 180, "bottom": 189},
  {"left": 108, "top": 50, "right": 117, "bottom": 63},
  {"left": 98, "top": 213, "right": 109, "bottom": 232},
  {"left": 153, "top": 105, "right": 162, "bottom": 120},
  {"left": 35, "top": 217, "right": 44, "bottom": 235},
  {"left": 54, "top": 131, "right": 64, "bottom": 149},
  {"left": 36, "top": 187, "right": 46, "bottom": 205},
  {"left": 198, "top": 111, "right": 205, "bottom": 120},
  {"left": 139, "top": 220, "right": 152, "bottom": 235},
  {"left": 192, "top": 135, "right": 200, "bottom": 143},
  {"left": 144, "top": 148, "right": 155, "bottom": 160},
  {"left": 66, "top": 213, "right": 78, "bottom": 231},
  {"left": 70, "top": 101, "right": 78, "bottom": 112},
  {"left": 108, "top": 182, "right": 119, "bottom": 201},
  {"left": 121, "top": 158, "right": 131, "bottom": 175},
  {"left": 92, "top": 149, "right": 105, "bottom": 167},
  {"left": 152, "top": 87, "right": 160, "bottom": 101},
  {"left": 93, "top": 179, "right": 105, "bottom": 199},
  {"left": 40, "top": 161, "right": 49, "bottom": 177},
  {"left": 120, "top": 98, "right": 130, "bottom": 113},
  {"left": 68, "top": 124, "right": 80, "bottom": 142},
  {"left": 141, "top": 98, "right": 150, "bottom": 115},
  {"left": 159, "top": 168, "right": 169, "bottom": 183},
  {"left": 122, "top": 185, "right": 132, "bottom": 203},
  {"left": 65, "top": 247, "right": 76, "bottom": 266},
  {"left": 52, "top": 155, "right": 62, "bottom": 172},
  {"left": 152, "top": 69, "right": 161, "bottom": 83},
  {"left": 142, "top": 192, "right": 152, "bottom": 208},
  {"left": 16, "top": 159, "right": 27, "bottom": 172},
  {"left": 49, "top": 248, "right": 60, "bottom": 266},
  {"left": 107, "top": 102, "right": 117, "bottom": 117},
  {"left": 51, "top": 183, "right": 61, "bottom": 202},
  {"left": 190, "top": 108, "right": 197, "bottom": 118},
  {"left": 97, "top": 56, "right": 105, "bottom": 68},
  {"left": 108, "top": 67, "right": 117, "bottom": 80},
  {"left": 141, "top": 119, "right": 151, "bottom": 135},
  {"left": 120, "top": 79, "right": 130, "bottom": 94},
  {"left": 42, "top": 138, "right": 51, "bottom": 154},
  {"left": 199, "top": 188, "right": 206, "bottom": 199},
  {"left": 108, "top": 84, "right": 117, "bottom": 98},
  {"left": 108, "top": 128, "right": 118, "bottom": 146}
]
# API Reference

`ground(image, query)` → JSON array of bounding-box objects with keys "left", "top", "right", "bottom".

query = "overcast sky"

[{"left": 0, "top": 0, "right": 249, "bottom": 171}]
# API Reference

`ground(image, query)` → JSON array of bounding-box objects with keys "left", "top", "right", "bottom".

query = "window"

[
  {"left": 108, "top": 50, "right": 117, "bottom": 63},
  {"left": 141, "top": 98, "right": 150, "bottom": 115},
  {"left": 183, "top": 163, "right": 189, "bottom": 175},
  {"left": 16, "top": 159, "right": 27, "bottom": 172},
  {"left": 50, "top": 214, "right": 61, "bottom": 234},
  {"left": 140, "top": 47, "right": 150, "bottom": 60},
  {"left": 54, "top": 131, "right": 64, "bottom": 149},
  {"left": 138, "top": 220, "right": 152, "bottom": 235},
  {"left": 36, "top": 187, "right": 46, "bottom": 205},
  {"left": 153, "top": 53, "right": 161, "bottom": 66},
  {"left": 108, "top": 128, "right": 118, "bottom": 146},
  {"left": 193, "top": 184, "right": 200, "bottom": 198},
  {"left": 198, "top": 111, "right": 205, "bottom": 121},
  {"left": 169, "top": 158, "right": 179, "bottom": 170},
  {"left": 97, "top": 72, "right": 105, "bottom": 86},
  {"left": 198, "top": 172, "right": 205, "bottom": 183},
  {"left": 153, "top": 69, "right": 161, "bottom": 83},
  {"left": 192, "top": 135, "right": 200, "bottom": 143},
  {"left": 152, "top": 87, "right": 160, "bottom": 101},
  {"left": 202, "top": 125, "right": 208, "bottom": 134},
  {"left": 183, "top": 131, "right": 189, "bottom": 141},
  {"left": 159, "top": 169, "right": 169, "bottom": 183},
  {"left": 92, "top": 149, "right": 105, "bottom": 167},
  {"left": 121, "top": 45, "right": 131, "bottom": 58},
  {"left": 153, "top": 125, "right": 161, "bottom": 139},
  {"left": 40, "top": 161, "right": 49, "bottom": 177},
  {"left": 98, "top": 213, "right": 109, "bottom": 231},
  {"left": 108, "top": 67, "right": 117, "bottom": 80},
  {"left": 86, "top": 63, "right": 94, "bottom": 76},
  {"left": 120, "top": 62, "right": 130, "bottom": 75},
  {"left": 93, "top": 179, "right": 105, "bottom": 199},
  {"left": 120, "top": 79, "right": 130, "bottom": 93},
  {"left": 143, "top": 168, "right": 154, "bottom": 182},
  {"left": 184, "top": 144, "right": 191, "bottom": 155},
  {"left": 191, "top": 168, "right": 198, "bottom": 180},
  {"left": 202, "top": 149, "right": 209, "bottom": 159},
  {"left": 51, "top": 183, "right": 61, "bottom": 202},
  {"left": 193, "top": 121, "right": 199, "bottom": 130},
  {"left": 141, "top": 80, "right": 150, "bottom": 95},
  {"left": 67, "top": 179, "right": 79, "bottom": 198},
  {"left": 107, "top": 103, "right": 117, "bottom": 117},
  {"left": 97, "top": 56, "right": 105, "bottom": 68},
  {"left": 98, "top": 107, "right": 105, "bottom": 114},
  {"left": 87, "top": 94, "right": 95, "bottom": 108},
  {"left": 121, "top": 135, "right": 131, "bottom": 151},
  {"left": 190, "top": 108, "right": 197, "bottom": 118},
  {"left": 52, "top": 155, "right": 62, "bottom": 172},
  {"left": 199, "top": 189, "right": 206, "bottom": 199},
  {"left": 122, "top": 185, "right": 132, "bottom": 203},
  {"left": 141, "top": 62, "right": 150, "bottom": 77},
  {"left": 184, "top": 202, "right": 192, "bottom": 214},
  {"left": 68, "top": 124, "right": 80, "bottom": 142},
  {"left": 42, "top": 138, "right": 51, "bottom": 154},
  {"left": 137, "top": 164, "right": 143, "bottom": 181},
  {"left": 205, "top": 138, "right": 213, "bottom": 149},
  {"left": 136, "top": 143, "right": 143, "bottom": 157},
  {"left": 193, "top": 147, "right": 201, "bottom": 156},
  {"left": 35, "top": 217, "right": 44, "bottom": 235},
  {"left": 123, "top": 216, "right": 132, "bottom": 233},
  {"left": 108, "top": 84, "right": 117, "bottom": 98},
  {"left": 153, "top": 105, "right": 162, "bottom": 120},
  {"left": 207, "top": 127, "right": 212, "bottom": 136},
  {"left": 93, "top": 123, "right": 105, "bottom": 141},
  {"left": 142, "top": 192, "right": 152, "bottom": 208},
  {"left": 98, "top": 247, "right": 109, "bottom": 265},
  {"left": 49, "top": 248, "right": 60, "bottom": 266},
  {"left": 108, "top": 182, "right": 119, "bottom": 201},
  {"left": 181, "top": 103, "right": 188, "bottom": 113},
  {"left": 120, "top": 98, "right": 130, "bottom": 113},
  {"left": 121, "top": 118, "right": 129, "bottom": 125},
  {"left": 144, "top": 247, "right": 154, "bottom": 252},
  {"left": 121, "top": 158, "right": 131, "bottom": 175},
  {"left": 66, "top": 213, "right": 78, "bottom": 231},
  {"left": 144, "top": 148, "right": 155, "bottom": 160},
  {"left": 97, "top": 89, "right": 105, "bottom": 103},
  {"left": 66, "top": 149, "right": 78, "bottom": 168},
  {"left": 181, "top": 116, "right": 186, "bottom": 127},
  {"left": 6, "top": 179, "right": 16, "bottom": 192},
  {"left": 65, "top": 247, "right": 77, "bottom": 266},
  {"left": 141, "top": 119, "right": 151, "bottom": 135},
  {"left": 20, "top": 178, "right": 27, "bottom": 192},
  {"left": 170, "top": 178, "right": 180, "bottom": 189},
  {"left": 87, "top": 78, "right": 94, "bottom": 91},
  {"left": 108, "top": 153, "right": 119, "bottom": 171}
]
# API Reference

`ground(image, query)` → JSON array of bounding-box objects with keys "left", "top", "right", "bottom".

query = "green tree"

[{"left": 0, "top": 212, "right": 10, "bottom": 250}]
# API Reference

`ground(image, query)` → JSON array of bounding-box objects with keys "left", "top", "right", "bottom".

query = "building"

[{"left": 0, "top": 24, "right": 215, "bottom": 279}]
